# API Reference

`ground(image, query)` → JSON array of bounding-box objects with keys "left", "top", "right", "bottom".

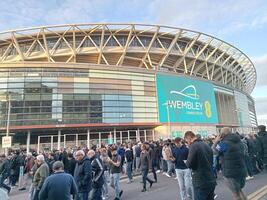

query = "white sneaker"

[
  {"left": 156, "top": 170, "right": 161, "bottom": 173},
  {"left": 246, "top": 176, "right": 254, "bottom": 181},
  {"left": 165, "top": 173, "right": 171, "bottom": 178},
  {"left": 214, "top": 194, "right": 218, "bottom": 199},
  {"left": 174, "top": 177, "right": 178, "bottom": 180}
]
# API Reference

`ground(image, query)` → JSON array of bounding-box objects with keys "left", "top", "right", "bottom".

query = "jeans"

[
  {"left": 89, "top": 187, "right": 102, "bottom": 200},
  {"left": 162, "top": 159, "right": 167, "bottom": 173},
  {"left": 167, "top": 160, "right": 174, "bottom": 176},
  {"left": 142, "top": 169, "right": 153, "bottom": 189},
  {"left": 194, "top": 184, "right": 216, "bottom": 200},
  {"left": 110, "top": 173, "right": 121, "bottom": 198},
  {"left": 30, "top": 186, "right": 40, "bottom": 200},
  {"left": 135, "top": 157, "right": 141, "bottom": 171},
  {"left": 245, "top": 155, "right": 254, "bottom": 176},
  {"left": 75, "top": 192, "right": 89, "bottom": 200},
  {"left": 151, "top": 164, "right": 157, "bottom": 182},
  {"left": 175, "top": 169, "right": 193, "bottom": 200},
  {"left": 126, "top": 161, "right": 133, "bottom": 181},
  {"left": 0, "top": 176, "right": 11, "bottom": 193},
  {"left": 102, "top": 170, "right": 110, "bottom": 198}
]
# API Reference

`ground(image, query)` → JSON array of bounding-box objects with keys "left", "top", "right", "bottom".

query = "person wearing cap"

[
  {"left": 173, "top": 137, "right": 193, "bottom": 200},
  {"left": 257, "top": 125, "right": 267, "bottom": 171},
  {"left": 31, "top": 154, "right": 49, "bottom": 200},
  {"left": 39, "top": 161, "right": 78, "bottom": 200}
]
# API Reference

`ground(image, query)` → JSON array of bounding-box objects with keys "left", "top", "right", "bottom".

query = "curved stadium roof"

[{"left": 0, "top": 23, "right": 256, "bottom": 94}]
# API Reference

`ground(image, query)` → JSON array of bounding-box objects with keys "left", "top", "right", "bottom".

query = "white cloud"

[{"left": 252, "top": 54, "right": 267, "bottom": 87}]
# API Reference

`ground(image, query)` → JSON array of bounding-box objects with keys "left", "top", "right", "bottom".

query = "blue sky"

[{"left": 0, "top": 0, "right": 266, "bottom": 125}]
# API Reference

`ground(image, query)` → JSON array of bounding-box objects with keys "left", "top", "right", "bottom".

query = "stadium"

[{"left": 0, "top": 23, "right": 257, "bottom": 152}]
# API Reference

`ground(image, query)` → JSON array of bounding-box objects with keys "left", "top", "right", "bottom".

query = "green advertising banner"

[{"left": 156, "top": 73, "right": 218, "bottom": 124}]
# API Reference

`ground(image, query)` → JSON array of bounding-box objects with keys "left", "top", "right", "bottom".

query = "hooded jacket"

[
  {"left": 219, "top": 133, "right": 247, "bottom": 178},
  {"left": 257, "top": 131, "right": 267, "bottom": 163},
  {"left": 74, "top": 156, "right": 92, "bottom": 192}
]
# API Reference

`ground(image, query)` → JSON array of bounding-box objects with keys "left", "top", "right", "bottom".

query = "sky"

[{"left": 0, "top": 0, "right": 266, "bottom": 125}]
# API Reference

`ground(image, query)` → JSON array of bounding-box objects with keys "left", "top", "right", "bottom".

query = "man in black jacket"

[
  {"left": 88, "top": 150, "right": 104, "bottom": 200},
  {"left": 213, "top": 127, "right": 247, "bottom": 200},
  {"left": 74, "top": 150, "right": 92, "bottom": 200},
  {"left": 0, "top": 154, "right": 11, "bottom": 193},
  {"left": 257, "top": 125, "right": 267, "bottom": 171},
  {"left": 184, "top": 131, "right": 216, "bottom": 200}
]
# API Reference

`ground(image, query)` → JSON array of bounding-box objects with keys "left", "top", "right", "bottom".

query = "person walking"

[
  {"left": 257, "top": 125, "right": 267, "bottom": 171},
  {"left": 74, "top": 150, "right": 92, "bottom": 200},
  {"left": 125, "top": 144, "right": 134, "bottom": 183},
  {"left": 213, "top": 127, "right": 247, "bottom": 200},
  {"left": 88, "top": 150, "right": 104, "bottom": 200},
  {"left": 173, "top": 137, "right": 193, "bottom": 200},
  {"left": 39, "top": 161, "right": 78, "bottom": 200},
  {"left": 107, "top": 147, "right": 123, "bottom": 200},
  {"left": 0, "top": 154, "right": 11, "bottom": 193},
  {"left": 100, "top": 148, "right": 110, "bottom": 200},
  {"left": 184, "top": 131, "right": 216, "bottom": 200},
  {"left": 140, "top": 143, "right": 154, "bottom": 192},
  {"left": 31, "top": 155, "right": 50, "bottom": 200}
]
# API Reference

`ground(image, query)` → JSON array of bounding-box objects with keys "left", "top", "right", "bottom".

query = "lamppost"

[
  {"left": 163, "top": 101, "right": 172, "bottom": 139},
  {"left": 0, "top": 93, "right": 11, "bottom": 155}
]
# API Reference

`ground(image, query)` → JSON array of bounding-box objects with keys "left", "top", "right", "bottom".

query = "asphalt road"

[{"left": 9, "top": 171, "right": 267, "bottom": 200}]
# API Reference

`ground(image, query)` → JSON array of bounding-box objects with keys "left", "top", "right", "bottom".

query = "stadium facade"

[{"left": 0, "top": 23, "right": 257, "bottom": 152}]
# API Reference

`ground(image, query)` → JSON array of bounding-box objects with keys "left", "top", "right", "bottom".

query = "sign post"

[{"left": 2, "top": 136, "right": 12, "bottom": 148}]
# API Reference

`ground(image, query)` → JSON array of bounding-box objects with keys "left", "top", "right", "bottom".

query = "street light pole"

[
  {"left": 165, "top": 101, "right": 171, "bottom": 139},
  {"left": 6, "top": 94, "right": 11, "bottom": 137}
]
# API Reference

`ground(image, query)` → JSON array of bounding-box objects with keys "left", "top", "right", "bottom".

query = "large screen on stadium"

[{"left": 156, "top": 73, "right": 218, "bottom": 124}]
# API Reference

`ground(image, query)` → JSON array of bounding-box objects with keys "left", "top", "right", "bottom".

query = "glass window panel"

[
  {"left": 103, "top": 100, "right": 119, "bottom": 107},
  {"left": 119, "top": 95, "right": 132, "bottom": 101},
  {"left": 42, "top": 77, "right": 58, "bottom": 82},
  {"left": 25, "top": 77, "right": 41, "bottom": 82},
  {"left": 41, "top": 94, "right": 52, "bottom": 100},
  {"left": 73, "top": 94, "right": 89, "bottom": 100},
  {"left": 63, "top": 94, "right": 74, "bottom": 100},
  {"left": 103, "top": 107, "right": 119, "bottom": 112},
  {"left": 25, "top": 94, "right": 41, "bottom": 101},
  {"left": 0, "top": 83, "right": 7, "bottom": 89},
  {"left": 8, "top": 82, "right": 24, "bottom": 88},
  {"left": 74, "top": 83, "right": 89, "bottom": 88},
  {"left": 42, "top": 82, "right": 57, "bottom": 88},
  {"left": 74, "top": 88, "right": 89, "bottom": 93}
]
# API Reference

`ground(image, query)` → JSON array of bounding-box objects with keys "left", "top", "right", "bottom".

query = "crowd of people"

[{"left": 0, "top": 125, "right": 266, "bottom": 200}]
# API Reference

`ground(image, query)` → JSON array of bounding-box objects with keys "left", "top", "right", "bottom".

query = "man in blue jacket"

[
  {"left": 173, "top": 137, "right": 193, "bottom": 200},
  {"left": 39, "top": 161, "right": 78, "bottom": 200},
  {"left": 74, "top": 150, "right": 92, "bottom": 200}
]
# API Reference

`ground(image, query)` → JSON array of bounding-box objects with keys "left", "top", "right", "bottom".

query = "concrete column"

[
  {"left": 57, "top": 130, "right": 61, "bottom": 150},
  {"left": 135, "top": 130, "right": 138, "bottom": 142},
  {"left": 127, "top": 130, "right": 130, "bottom": 141},
  {"left": 87, "top": 129, "right": 90, "bottom": 149},
  {"left": 26, "top": 131, "right": 31, "bottom": 154},
  {"left": 99, "top": 132, "right": 101, "bottom": 147},
  {"left": 37, "top": 136, "right": 40, "bottom": 154},
  {"left": 76, "top": 134, "right": 78, "bottom": 147},
  {"left": 120, "top": 131, "right": 122, "bottom": 144},
  {"left": 137, "top": 128, "right": 140, "bottom": 142},
  {"left": 144, "top": 130, "right": 147, "bottom": 141},
  {"left": 51, "top": 136, "right": 53, "bottom": 151},
  {"left": 114, "top": 128, "right": 116, "bottom": 144},
  {"left": 152, "top": 129, "right": 155, "bottom": 141},
  {"left": 63, "top": 135, "right": 66, "bottom": 149}
]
